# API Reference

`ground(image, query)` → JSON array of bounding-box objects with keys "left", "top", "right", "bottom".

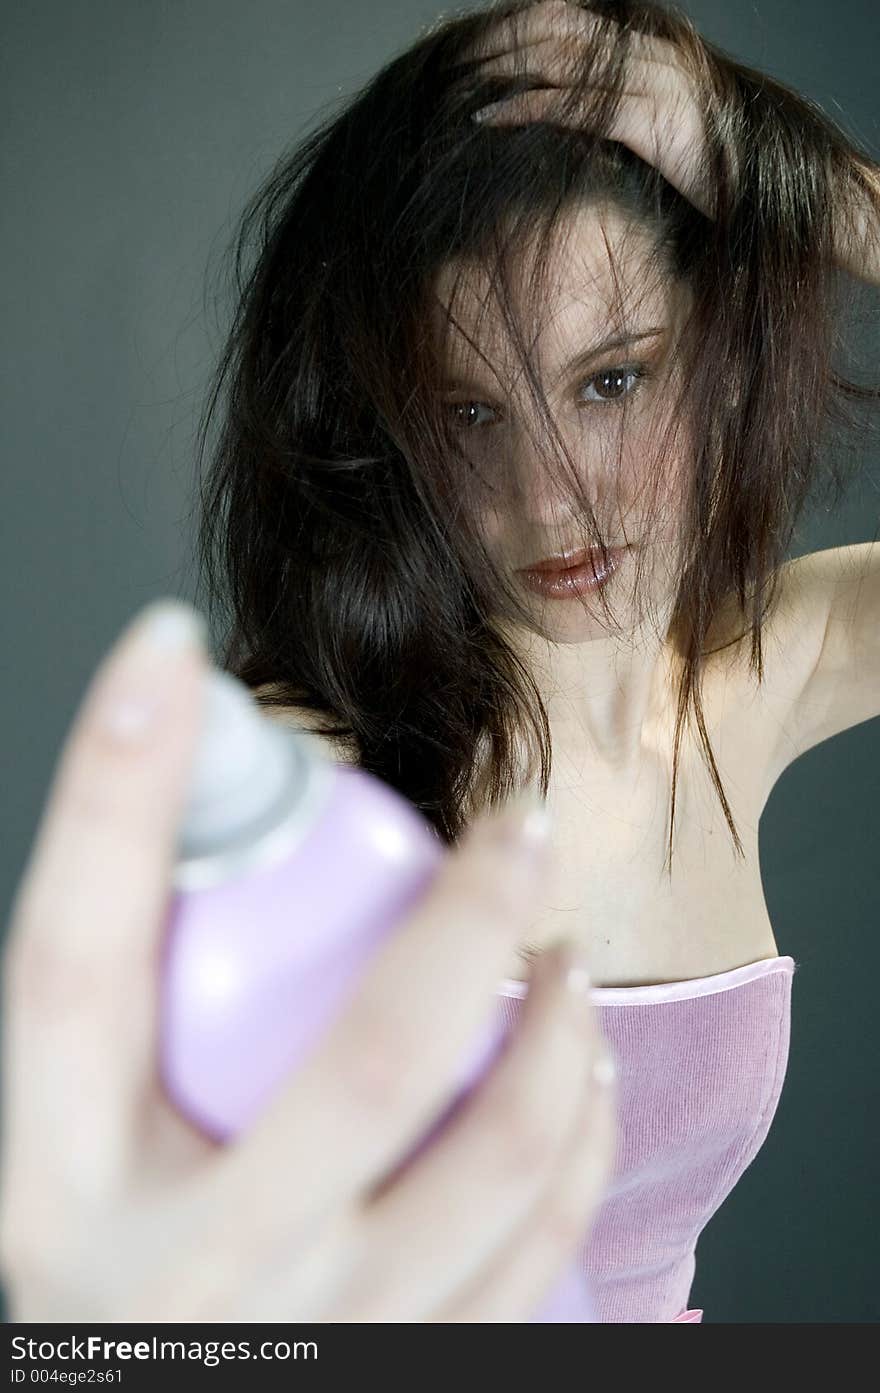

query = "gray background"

[{"left": 2, "top": 0, "right": 878, "bottom": 1322}]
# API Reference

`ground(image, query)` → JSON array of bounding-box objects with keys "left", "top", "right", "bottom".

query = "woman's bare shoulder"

[{"left": 251, "top": 683, "right": 359, "bottom": 764}]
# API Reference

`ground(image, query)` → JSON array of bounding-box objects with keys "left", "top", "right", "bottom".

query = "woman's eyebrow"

[
  {"left": 550, "top": 324, "right": 668, "bottom": 388},
  {"left": 439, "top": 325, "right": 667, "bottom": 393}
]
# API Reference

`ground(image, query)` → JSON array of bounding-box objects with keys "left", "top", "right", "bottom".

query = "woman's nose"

[{"left": 505, "top": 436, "right": 602, "bottom": 526}]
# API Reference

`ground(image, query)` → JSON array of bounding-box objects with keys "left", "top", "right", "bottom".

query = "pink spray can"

[{"left": 159, "top": 666, "right": 596, "bottom": 1322}]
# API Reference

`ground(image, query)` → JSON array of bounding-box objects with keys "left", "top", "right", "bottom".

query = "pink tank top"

[{"left": 496, "top": 954, "right": 796, "bottom": 1323}]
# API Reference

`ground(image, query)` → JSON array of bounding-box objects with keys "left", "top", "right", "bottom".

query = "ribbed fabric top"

[{"left": 496, "top": 954, "right": 796, "bottom": 1323}]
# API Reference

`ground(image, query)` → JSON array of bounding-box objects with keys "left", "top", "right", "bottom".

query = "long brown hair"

[{"left": 193, "top": 0, "right": 879, "bottom": 872}]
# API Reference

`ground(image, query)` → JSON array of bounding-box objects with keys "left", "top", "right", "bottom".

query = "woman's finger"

[
  {"left": 472, "top": 38, "right": 661, "bottom": 100},
  {"left": 473, "top": 87, "right": 581, "bottom": 128},
  {"left": 1, "top": 602, "right": 208, "bottom": 1217},
  {"left": 324, "top": 942, "right": 602, "bottom": 1321},
  {"left": 464, "top": 1, "right": 605, "bottom": 67},
  {"left": 472, "top": 34, "right": 599, "bottom": 91},
  {"left": 198, "top": 794, "right": 558, "bottom": 1247},
  {"left": 437, "top": 1054, "right": 616, "bottom": 1322}
]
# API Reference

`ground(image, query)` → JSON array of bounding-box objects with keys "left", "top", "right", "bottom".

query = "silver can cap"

[{"left": 176, "top": 668, "right": 317, "bottom": 864}]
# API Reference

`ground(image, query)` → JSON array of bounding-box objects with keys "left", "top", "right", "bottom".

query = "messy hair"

[{"left": 193, "top": 0, "right": 879, "bottom": 871}]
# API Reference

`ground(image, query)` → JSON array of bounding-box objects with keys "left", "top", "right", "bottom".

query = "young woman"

[{"left": 193, "top": 0, "right": 880, "bottom": 1319}]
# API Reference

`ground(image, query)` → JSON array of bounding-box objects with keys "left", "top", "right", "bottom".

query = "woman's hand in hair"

[
  {"left": 0, "top": 600, "right": 615, "bottom": 1322},
  {"left": 468, "top": 0, "right": 715, "bottom": 218}
]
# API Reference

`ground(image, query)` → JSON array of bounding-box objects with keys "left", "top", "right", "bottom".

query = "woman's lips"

[{"left": 517, "top": 545, "right": 629, "bottom": 599}]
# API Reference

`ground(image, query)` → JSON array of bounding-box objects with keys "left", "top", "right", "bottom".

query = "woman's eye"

[
  {"left": 580, "top": 364, "right": 648, "bottom": 404},
  {"left": 445, "top": 363, "right": 649, "bottom": 429},
  {"left": 447, "top": 401, "right": 497, "bottom": 429}
]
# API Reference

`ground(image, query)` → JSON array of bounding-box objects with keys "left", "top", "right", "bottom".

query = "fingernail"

[
  {"left": 131, "top": 599, "right": 209, "bottom": 655},
  {"left": 592, "top": 1053, "right": 617, "bottom": 1088},
  {"left": 472, "top": 100, "right": 503, "bottom": 122},
  {"left": 566, "top": 957, "right": 593, "bottom": 997},
  {"left": 551, "top": 939, "right": 592, "bottom": 997},
  {"left": 487, "top": 786, "right": 554, "bottom": 854},
  {"left": 96, "top": 600, "right": 208, "bottom": 741}
]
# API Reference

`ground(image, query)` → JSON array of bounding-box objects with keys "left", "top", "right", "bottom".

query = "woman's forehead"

[{"left": 429, "top": 208, "right": 676, "bottom": 383}]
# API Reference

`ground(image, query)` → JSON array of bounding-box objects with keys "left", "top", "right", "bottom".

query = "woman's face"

[{"left": 431, "top": 201, "right": 694, "bottom": 643}]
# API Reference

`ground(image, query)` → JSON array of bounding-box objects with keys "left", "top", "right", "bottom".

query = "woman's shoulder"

[{"left": 251, "top": 683, "right": 359, "bottom": 765}]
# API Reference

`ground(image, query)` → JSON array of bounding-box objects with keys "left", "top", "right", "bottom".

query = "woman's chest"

[{"left": 501, "top": 715, "right": 779, "bottom": 988}]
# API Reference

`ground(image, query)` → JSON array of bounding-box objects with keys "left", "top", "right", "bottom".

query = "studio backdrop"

[{"left": 1, "top": 0, "right": 878, "bottom": 1323}]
